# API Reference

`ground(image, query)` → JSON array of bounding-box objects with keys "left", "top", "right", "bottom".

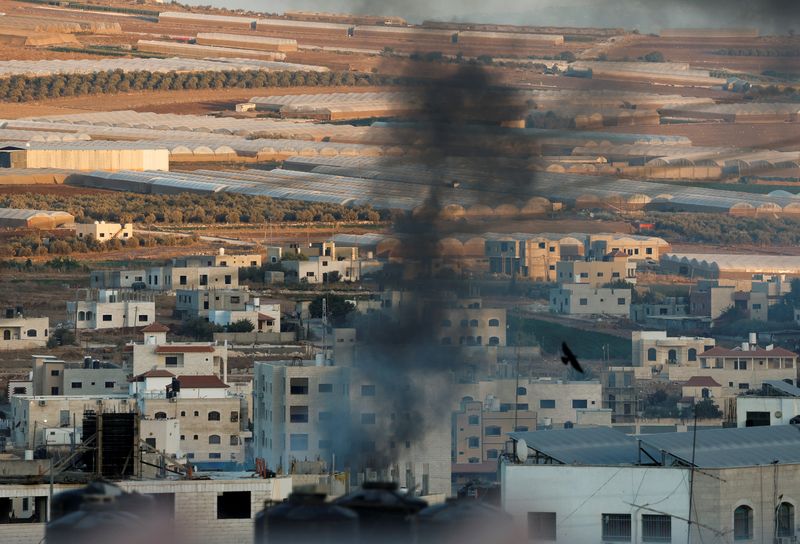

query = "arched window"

[
  {"left": 26, "top": 329, "right": 37, "bottom": 337},
  {"left": 86, "top": 311, "right": 93, "bottom": 321},
  {"left": 647, "top": 348, "right": 657, "bottom": 362},
  {"left": 668, "top": 349, "right": 677, "bottom": 363},
  {"left": 469, "top": 319, "right": 479, "bottom": 327},
  {"left": 209, "top": 434, "right": 221, "bottom": 444},
  {"left": 466, "top": 336, "right": 477, "bottom": 346},
  {"left": 734, "top": 505, "right": 753, "bottom": 541},
  {"left": 154, "top": 412, "right": 167, "bottom": 420},
  {"left": 701, "top": 388, "right": 710, "bottom": 399},
  {"left": 78, "top": 311, "right": 85, "bottom": 321},
  {"left": 208, "top": 411, "right": 220, "bottom": 421},
  {"left": 3, "top": 330, "right": 10, "bottom": 340},
  {"left": 778, "top": 502, "right": 795, "bottom": 538},
  {"left": 688, "top": 348, "right": 697, "bottom": 361},
  {"left": 488, "top": 319, "right": 500, "bottom": 327},
  {"left": 517, "top": 387, "right": 527, "bottom": 396},
  {"left": 489, "top": 336, "right": 500, "bottom": 346}
]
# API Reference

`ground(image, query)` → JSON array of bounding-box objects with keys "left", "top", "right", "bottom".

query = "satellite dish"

[{"left": 515, "top": 439, "right": 529, "bottom": 463}]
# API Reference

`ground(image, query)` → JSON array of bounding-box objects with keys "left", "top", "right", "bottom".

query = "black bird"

[{"left": 560, "top": 342, "right": 583, "bottom": 373}]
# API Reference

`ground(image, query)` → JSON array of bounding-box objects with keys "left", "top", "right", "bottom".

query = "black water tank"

[
  {"left": 256, "top": 492, "right": 358, "bottom": 544},
  {"left": 415, "top": 498, "right": 514, "bottom": 544},
  {"left": 333, "top": 482, "right": 427, "bottom": 544}
]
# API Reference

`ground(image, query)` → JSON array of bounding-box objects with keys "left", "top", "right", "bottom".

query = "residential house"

[
  {"left": 74, "top": 221, "right": 133, "bottom": 242},
  {"left": 0, "top": 313, "right": 48, "bottom": 350},
  {"left": 67, "top": 289, "right": 155, "bottom": 330},
  {"left": 549, "top": 284, "right": 631, "bottom": 316}
]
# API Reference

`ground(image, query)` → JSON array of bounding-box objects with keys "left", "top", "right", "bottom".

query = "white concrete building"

[
  {"left": 736, "top": 380, "right": 800, "bottom": 427},
  {"left": 67, "top": 289, "right": 155, "bottom": 330},
  {"left": 74, "top": 221, "right": 133, "bottom": 242},
  {"left": 127, "top": 323, "right": 228, "bottom": 382},
  {"left": 549, "top": 284, "right": 631, "bottom": 316},
  {"left": 0, "top": 315, "right": 48, "bottom": 350},
  {"left": 502, "top": 426, "right": 800, "bottom": 544}
]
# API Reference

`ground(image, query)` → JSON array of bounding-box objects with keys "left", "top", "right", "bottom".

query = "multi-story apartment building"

[
  {"left": 11, "top": 395, "right": 131, "bottom": 448},
  {"left": 549, "top": 284, "right": 631, "bottom": 316},
  {"left": 457, "top": 378, "right": 605, "bottom": 428},
  {"left": 145, "top": 264, "right": 239, "bottom": 291},
  {"left": 436, "top": 299, "right": 507, "bottom": 347},
  {"left": 175, "top": 289, "right": 281, "bottom": 332},
  {"left": 26, "top": 354, "right": 128, "bottom": 397},
  {"left": 67, "top": 289, "right": 155, "bottom": 330},
  {"left": 281, "top": 255, "right": 362, "bottom": 284},
  {"left": 486, "top": 233, "right": 668, "bottom": 281},
  {"left": 253, "top": 360, "right": 451, "bottom": 494},
  {"left": 555, "top": 252, "right": 636, "bottom": 288},
  {"left": 631, "top": 331, "right": 716, "bottom": 369},
  {"left": 452, "top": 399, "right": 537, "bottom": 464},
  {"left": 127, "top": 323, "right": 228, "bottom": 382},
  {"left": 0, "top": 313, "right": 48, "bottom": 350},
  {"left": 135, "top": 371, "right": 245, "bottom": 466}
]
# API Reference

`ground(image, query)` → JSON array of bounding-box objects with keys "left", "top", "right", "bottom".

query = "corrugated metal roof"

[
  {"left": 763, "top": 380, "right": 800, "bottom": 397},
  {"left": 510, "top": 427, "right": 644, "bottom": 465},
  {"left": 639, "top": 425, "right": 800, "bottom": 468}
]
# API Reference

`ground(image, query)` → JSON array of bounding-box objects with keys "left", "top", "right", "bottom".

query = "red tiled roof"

[
  {"left": 258, "top": 313, "right": 275, "bottom": 322},
  {"left": 176, "top": 375, "right": 229, "bottom": 389},
  {"left": 141, "top": 323, "right": 170, "bottom": 333},
  {"left": 130, "top": 369, "right": 175, "bottom": 382},
  {"left": 155, "top": 345, "right": 215, "bottom": 354},
  {"left": 701, "top": 346, "right": 797, "bottom": 358},
  {"left": 683, "top": 376, "right": 721, "bottom": 387}
]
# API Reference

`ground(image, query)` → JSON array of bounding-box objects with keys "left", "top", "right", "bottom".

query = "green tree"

[
  {"left": 309, "top": 294, "right": 355, "bottom": 326},
  {"left": 226, "top": 319, "right": 255, "bottom": 333}
]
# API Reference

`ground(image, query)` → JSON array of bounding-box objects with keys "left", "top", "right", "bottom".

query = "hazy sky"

[{"left": 181, "top": 0, "right": 799, "bottom": 34}]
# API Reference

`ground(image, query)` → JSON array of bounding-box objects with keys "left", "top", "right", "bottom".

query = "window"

[
  {"left": 361, "top": 413, "right": 376, "bottom": 424},
  {"left": 154, "top": 411, "right": 167, "bottom": 420},
  {"left": 460, "top": 319, "right": 469, "bottom": 327},
  {"left": 528, "top": 512, "right": 557, "bottom": 541},
  {"left": 26, "top": 329, "right": 37, "bottom": 337},
  {"left": 200, "top": 275, "right": 208, "bottom": 286},
  {"left": 488, "top": 336, "right": 500, "bottom": 345},
  {"left": 467, "top": 436, "right": 479, "bottom": 448},
  {"left": 517, "top": 386, "right": 527, "bottom": 395},
  {"left": 230, "top": 411, "right": 239, "bottom": 422},
  {"left": 290, "top": 434, "right": 308, "bottom": 451},
  {"left": 647, "top": 348, "right": 657, "bottom": 361},
  {"left": 290, "top": 406, "right": 309, "bottom": 423},
  {"left": 208, "top": 411, "right": 221, "bottom": 421},
  {"left": 734, "top": 505, "right": 753, "bottom": 540},
  {"left": 165, "top": 356, "right": 179, "bottom": 367},
  {"left": 688, "top": 348, "right": 697, "bottom": 362},
  {"left": 469, "top": 319, "right": 479, "bottom": 327},
  {"left": 668, "top": 349, "right": 677, "bottom": 363},
  {"left": 739, "top": 383, "right": 750, "bottom": 390},
  {"left": 540, "top": 399, "right": 556, "bottom": 409},
  {"left": 104, "top": 381, "right": 115, "bottom": 389},
  {"left": 138, "top": 315, "right": 149, "bottom": 322},
  {"left": 517, "top": 403, "right": 529, "bottom": 410},
  {"left": 487, "top": 449, "right": 499, "bottom": 459},
  {"left": 224, "top": 275, "right": 232, "bottom": 285},
  {"left": 209, "top": 453, "right": 222, "bottom": 459},
  {"left": 515, "top": 425, "right": 529, "bottom": 432},
  {"left": 209, "top": 435, "right": 221, "bottom": 444},
  {"left": 642, "top": 514, "right": 671, "bottom": 542},
  {"left": 485, "top": 426, "right": 501, "bottom": 436},
  {"left": 217, "top": 491, "right": 250, "bottom": 520},
  {"left": 579, "top": 272, "right": 589, "bottom": 279},
  {"left": 752, "top": 303, "right": 762, "bottom": 310},
  {"left": 318, "top": 383, "right": 333, "bottom": 393},
  {"left": 102, "top": 314, "right": 112, "bottom": 322},
  {"left": 489, "top": 318, "right": 500, "bottom": 327},
  {"left": 289, "top": 378, "right": 309, "bottom": 395},
  {"left": 572, "top": 399, "right": 587, "bottom": 409},
  {"left": 468, "top": 415, "right": 479, "bottom": 425},
  {"left": 51, "top": 369, "right": 59, "bottom": 377},
  {"left": 579, "top": 298, "right": 588, "bottom": 306},
  {"left": 602, "top": 513, "right": 631, "bottom": 542},
  {"left": 361, "top": 384, "right": 376, "bottom": 396},
  {"left": 179, "top": 275, "right": 187, "bottom": 285},
  {"left": 193, "top": 411, "right": 199, "bottom": 417},
  {"left": 617, "top": 298, "right": 626, "bottom": 305},
  {"left": 71, "top": 381, "right": 82, "bottom": 389},
  {"left": 777, "top": 502, "right": 794, "bottom": 538}
]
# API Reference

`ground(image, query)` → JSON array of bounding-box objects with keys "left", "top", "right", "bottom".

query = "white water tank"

[
  {"left": 749, "top": 332, "right": 757, "bottom": 345},
  {"left": 315, "top": 353, "right": 325, "bottom": 366},
  {"left": 24, "top": 450, "right": 33, "bottom": 461}
]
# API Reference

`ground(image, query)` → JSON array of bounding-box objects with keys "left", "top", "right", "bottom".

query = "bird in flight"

[{"left": 561, "top": 342, "right": 584, "bottom": 373}]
